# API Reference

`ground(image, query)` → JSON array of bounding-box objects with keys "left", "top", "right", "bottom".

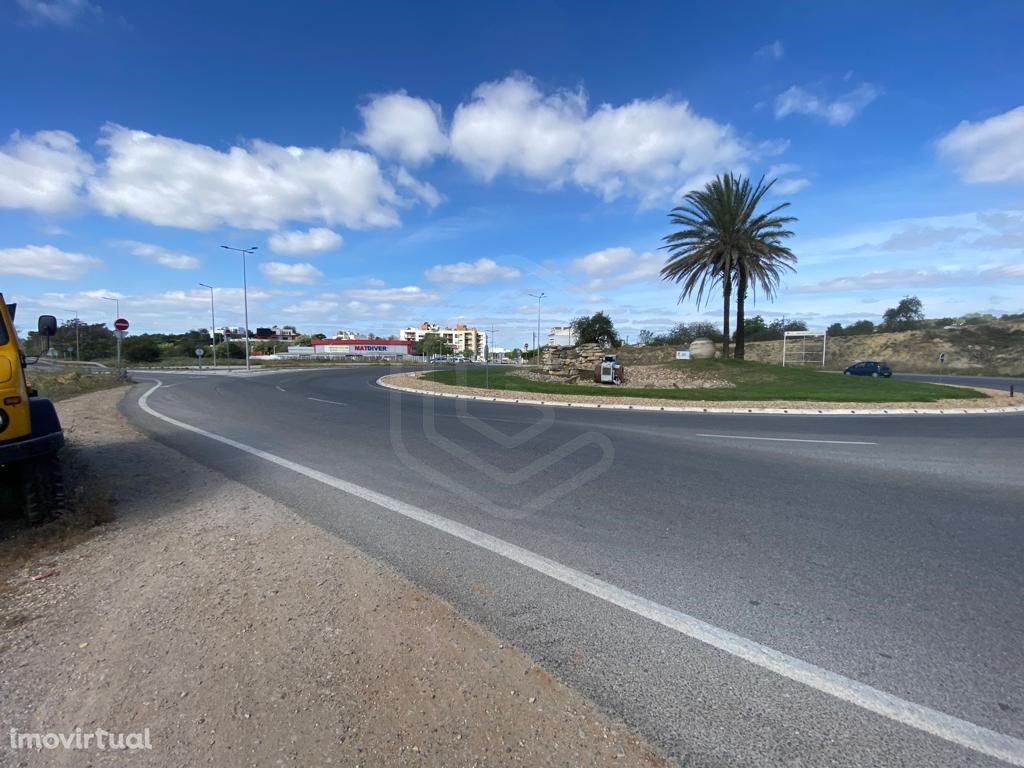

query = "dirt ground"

[
  {"left": 0, "top": 388, "right": 664, "bottom": 768},
  {"left": 383, "top": 371, "right": 1021, "bottom": 412}
]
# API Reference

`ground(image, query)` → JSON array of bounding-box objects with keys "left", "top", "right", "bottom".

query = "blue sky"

[{"left": 1, "top": 0, "right": 1022, "bottom": 344}]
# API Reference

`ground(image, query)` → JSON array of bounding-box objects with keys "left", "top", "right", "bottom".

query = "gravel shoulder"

[
  {"left": 0, "top": 388, "right": 664, "bottom": 767},
  {"left": 382, "top": 371, "right": 1020, "bottom": 412}
]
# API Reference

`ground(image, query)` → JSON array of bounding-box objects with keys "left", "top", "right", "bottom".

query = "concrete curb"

[{"left": 376, "top": 375, "right": 1024, "bottom": 417}]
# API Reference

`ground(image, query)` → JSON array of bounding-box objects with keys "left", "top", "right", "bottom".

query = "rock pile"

[{"left": 540, "top": 343, "right": 607, "bottom": 383}]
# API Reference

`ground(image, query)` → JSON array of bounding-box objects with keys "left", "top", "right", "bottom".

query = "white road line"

[
  {"left": 307, "top": 396, "right": 347, "bottom": 406},
  {"left": 697, "top": 433, "right": 877, "bottom": 446},
  {"left": 137, "top": 380, "right": 1024, "bottom": 767},
  {"left": 276, "top": 385, "right": 287, "bottom": 392}
]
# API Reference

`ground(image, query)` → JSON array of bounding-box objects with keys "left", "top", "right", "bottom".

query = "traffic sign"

[
  {"left": 114, "top": 318, "right": 129, "bottom": 332},
  {"left": 939, "top": 352, "right": 946, "bottom": 363},
  {"left": 195, "top": 348, "right": 205, "bottom": 357}
]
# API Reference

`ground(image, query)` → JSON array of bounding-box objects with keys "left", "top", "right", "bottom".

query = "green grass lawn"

[{"left": 423, "top": 360, "right": 987, "bottom": 403}]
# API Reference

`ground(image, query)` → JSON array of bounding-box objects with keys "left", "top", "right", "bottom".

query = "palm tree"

[{"left": 660, "top": 173, "right": 797, "bottom": 358}]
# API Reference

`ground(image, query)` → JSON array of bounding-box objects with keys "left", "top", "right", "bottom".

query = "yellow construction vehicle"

[{"left": 0, "top": 293, "right": 65, "bottom": 522}]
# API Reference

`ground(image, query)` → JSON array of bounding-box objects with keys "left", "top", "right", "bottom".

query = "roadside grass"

[
  {"left": 424, "top": 360, "right": 987, "bottom": 402},
  {"left": 24, "top": 370, "right": 126, "bottom": 401}
]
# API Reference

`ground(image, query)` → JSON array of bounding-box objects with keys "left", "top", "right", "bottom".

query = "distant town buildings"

[
  {"left": 548, "top": 325, "right": 577, "bottom": 347},
  {"left": 333, "top": 330, "right": 359, "bottom": 339},
  {"left": 399, "top": 322, "right": 487, "bottom": 357}
]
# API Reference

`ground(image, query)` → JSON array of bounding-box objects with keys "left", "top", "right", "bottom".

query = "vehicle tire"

[
  {"left": 21, "top": 456, "right": 66, "bottom": 525},
  {"left": 872, "top": 372, "right": 879, "bottom": 378}
]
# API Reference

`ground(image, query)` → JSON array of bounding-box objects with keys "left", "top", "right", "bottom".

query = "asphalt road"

[
  {"left": 123, "top": 366, "right": 1024, "bottom": 767},
  {"left": 892, "top": 371, "right": 1023, "bottom": 393}
]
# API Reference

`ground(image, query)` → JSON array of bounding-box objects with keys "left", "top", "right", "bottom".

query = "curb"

[{"left": 376, "top": 375, "right": 1024, "bottom": 417}]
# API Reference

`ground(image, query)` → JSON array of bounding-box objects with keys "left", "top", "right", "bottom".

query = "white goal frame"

[{"left": 782, "top": 330, "right": 827, "bottom": 367}]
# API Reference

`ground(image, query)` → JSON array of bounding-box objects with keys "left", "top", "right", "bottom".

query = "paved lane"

[
  {"left": 124, "top": 367, "right": 1024, "bottom": 767},
  {"left": 892, "top": 371, "right": 1024, "bottom": 393}
]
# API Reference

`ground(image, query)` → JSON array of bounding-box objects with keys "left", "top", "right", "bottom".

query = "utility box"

[{"left": 594, "top": 354, "right": 625, "bottom": 385}]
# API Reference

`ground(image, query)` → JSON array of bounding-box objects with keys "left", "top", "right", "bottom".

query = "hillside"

[{"left": 616, "top": 322, "right": 1024, "bottom": 375}]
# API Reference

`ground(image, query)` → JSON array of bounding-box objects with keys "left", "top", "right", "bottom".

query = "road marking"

[
  {"left": 697, "top": 433, "right": 877, "bottom": 446},
  {"left": 137, "top": 379, "right": 1024, "bottom": 767},
  {"left": 307, "top": 396, "right": 347, "bottom": 407},
  {"left": 276, "top": 385, "right": 286, "bottom": 392}
]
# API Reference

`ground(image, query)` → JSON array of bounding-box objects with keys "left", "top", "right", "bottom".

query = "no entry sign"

[{"left": 114, "top": 318, "right": 129, "bottom": 332}]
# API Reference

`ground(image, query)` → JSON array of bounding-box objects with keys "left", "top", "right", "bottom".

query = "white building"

[
  {"left": 399, "top": 322, "right": 487, "bottom": 357},
  {"left": 334, "top": 330, "right": 359, "bottom": 339},
  {"left": 548, "top": 325, "right": 577, "bottom": 347}
]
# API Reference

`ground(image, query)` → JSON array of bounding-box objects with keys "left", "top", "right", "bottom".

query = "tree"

[
  {"left": 845, "top": 320, "right": 875, "bottom": 336},
  {"left": 662, "top": 173, "right": 797, "bottom": 359},
  {"left": 637, "top": 329, "right": 655, "bottom": 346},
  {"left": 415, "top": 333, "right": 451, "bottom": 357},
  {"left": 826, "top": 322, "right": 844, "bottom": 338},
  {"left": 883, "top": 296, "right": 924, "bottom": 331},
  {"left": 27, "top": 320, "right": 116, "bottom": 360},
  {"left": 571, "top": 311, "right": 621, "bottom": 347},
  {"left": 123, "top": 335, "right": 162, "bottom": 363}
]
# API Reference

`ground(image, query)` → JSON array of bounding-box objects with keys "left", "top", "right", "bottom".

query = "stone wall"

[{"left": 540, "top": 343, "right": 607, "bottom": 382}]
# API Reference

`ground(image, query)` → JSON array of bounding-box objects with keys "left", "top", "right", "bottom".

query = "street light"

[
  {"left": 102, "top": 296, "right": 121, "bottom": 369},
  {"left": 60, "top": 308, "right": 80, "bottom": 361},
  {"left": 198, "top": 283, "right": 217, "bottom": 369},
  {"left": 528, "top": 291, "right": 545, "bottom": 367},
  {"left": 220, "top": 245, "right": 258, "bottom": 371}
]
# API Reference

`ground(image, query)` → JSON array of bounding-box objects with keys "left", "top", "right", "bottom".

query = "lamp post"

[
  {"left": 102, "top": 296, "right": 121, "bottom": 369},
  {"left": 220, "top": 245, "right": 258, "bottom": 372},
  {"left": 198, "top": 283, "right": 217, "bottom": 369},
  {"left": 61, "top": 308, "right": 80, "bottom": 361},
  {"left": 528, "top": 291, "right": 545, "bottom": 367}
]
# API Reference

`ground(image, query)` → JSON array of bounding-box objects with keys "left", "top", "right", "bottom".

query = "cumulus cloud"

[
  {"left": 774, "top": 83, "right": 880, "bottom": 126},
  {"left": 281, "top": 299, "right": 339, "bottom": 315},
  {"left": 937, "top": 105, "right": 1024, "bottom": 183},
  {"left": 259, "top": 261, "right": 324, "bottom": 285},
  {"left": 89, "top": 124, "right": 404, "bottom": 231},
  {"left": 0, "top": 245, "right": 100, "bottom": 280},
  {"left": 117, "top": 240, "right": 199, "bottom": 269},
  {"left": 425, "top": 257, "right": 521, "bottom": 284},
  {"left": 0, "top": 130, "right": 94, "bottom": 213},
  {"left": 394, "top": 167, "right": 443, "bottom": 208},
  {"left": 268, "top": 227, "right": 343, "bottom": 255},
  {"left": 772, "top": 177, "right": 811, "bottom": 194},
  {"left": 16, "top": 0, "right": 101, "bottom": 26},
  {"left": 346, "top": 285, "right": 439, "bottom": 303},
  {"left": 358, "top": 92, "right": 448, "bottom": 165},
  {"left": 569, "top": 247, "right": 663, "bottom": 291},
  {"left": 449, "top": 74, "right": 750, "bottom": 205}
]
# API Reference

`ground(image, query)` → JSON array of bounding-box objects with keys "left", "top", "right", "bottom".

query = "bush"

[{"left": 123, "top": 336, "right": 162, "bottom": 363}]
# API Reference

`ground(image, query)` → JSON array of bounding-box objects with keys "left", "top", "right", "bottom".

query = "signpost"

[
  {"left": 113, "top": 318, "right": 128, "bottom": 370},
  {"left": 939, "top": 352, "right": 946, "bottom": 372},
  {"left": 675, "top": 350, "right": 691, "bottom": 360},
  {"left": 195, "top": 347, "right": 205, "bottom": 370}
]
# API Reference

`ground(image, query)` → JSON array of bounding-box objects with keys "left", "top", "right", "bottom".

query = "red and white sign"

[
  {"left": 310, "top": 338, "right": 413, "bottom": 356},
  {"left": 114, "top": 318, "right": 129, "bottom": 332}
]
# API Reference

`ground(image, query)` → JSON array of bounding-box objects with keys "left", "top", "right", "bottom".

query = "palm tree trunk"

[
  {"left": 721, "top": 274, "right": 731, "bottom": 359},
  {"left": 734, "top": 271, "right": 748, "bottom": 360}
]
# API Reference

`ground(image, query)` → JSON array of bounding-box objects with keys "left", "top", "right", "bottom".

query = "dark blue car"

[{"left": 843, "top": 360, "right": 892, "bottom": 377}]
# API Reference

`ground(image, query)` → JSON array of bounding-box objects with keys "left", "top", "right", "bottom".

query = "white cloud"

[
  {"left": 358, "top": 91, "right": 448, "bottom": 165},
  {"left": 425, "top": 257, "right": 521, "bottom": 284},
  {"left": 281, "top": 299, "right": 339, "bottom": 315},
  {"left": 16, "top": 0, "right": 101, "bottom": 26},
  {"left": 755, "top": 40, "right": 785, "bottom": 60},
  {"left": 0, "top": 245, "right": 100, "bottom": 280},
  {"left": 89, "top": 124, "right": 405, "bottom": 231},
  {"left": 774, "top": 83, "right": 880, "bottom": 126},
  {"left": 117, "top": 240, "right": 199, "bottom": 269},
  {"left": 794, "top": 264, "right": 1024, "bottom": 293},
  {"left": 772, "top": 177, "right": 811, "bottom": 194},
  {"left": 449, "top": 74, "right": 750, "bottom": 205},
  {"left": 879, "top": 226, "right": 970, "bottom": 251},
  {"left": 346, "top": 285, "right": 439, "bottom": 303},
  {"left": 394, "top": 167, "right": 443, "bottom": 208},
  {"left": 268, "top": 227, "right": 343, "bottom": 255},
  {"left": 259, "top": 262, "right": 324, "bottom": 285},
  {"left": 569, "top": 247, "right": 663, "bottom": 291},
  {"left": 0, "top": 130, "right": 93, "bottom": 213},
  {"left": 937, "top": 105, "right": 1024, "bottom": 183}
]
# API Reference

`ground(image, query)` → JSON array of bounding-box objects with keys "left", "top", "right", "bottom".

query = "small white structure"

[
  {"left": 782, "top": 330, "right": 827, "bottom": 367},
  {"left": 548, "top": 325, "right": 577, "bottom": 347}
]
